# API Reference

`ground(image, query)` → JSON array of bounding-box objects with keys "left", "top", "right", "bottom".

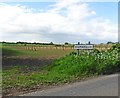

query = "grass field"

[
  {"left": 2, "top": 45, "right": 73, "bottom": 58},
  {"left": 2, "top": 43, "right": 119, "bottom": 96},
  {"left": 2, "top": 46, "right": 74, "bottom": 61},
  {"left": 2, "top": 43, "right": 113, "bottom": 58}
]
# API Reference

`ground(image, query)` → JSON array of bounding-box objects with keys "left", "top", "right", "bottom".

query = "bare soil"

[{"left": 2, "top": 56, "right": 56, "bottom": 69}]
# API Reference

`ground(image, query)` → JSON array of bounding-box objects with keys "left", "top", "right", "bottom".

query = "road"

[{"left": 21, "top": 74, "right": 118, "bottom": 96}]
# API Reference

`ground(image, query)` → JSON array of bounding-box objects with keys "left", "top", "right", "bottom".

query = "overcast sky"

[{"left": 0, "top": 1, "right": 118, "bottom": 44}]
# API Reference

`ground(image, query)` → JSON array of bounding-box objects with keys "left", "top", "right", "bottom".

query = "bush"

[{"left": 49, "top": 43, "right": 120, "bottom": 76}]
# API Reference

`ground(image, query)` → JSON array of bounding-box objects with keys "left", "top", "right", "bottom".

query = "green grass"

[
  {"left": 2, "top": 48, "right": 22, "bottom": 56},
  {"left": 2, "top": 43, "right": 120, "bottom": 95}
]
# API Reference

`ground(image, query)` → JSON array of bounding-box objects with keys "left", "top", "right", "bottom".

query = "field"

[
  {"left": 2, "top": 44, "right": 74, "bottom": 69},
  {"left": 2, "top": 43, "right": 119, "bottom": 96},
  {"left": 2, "top": 44, "right": 74, "bottom": 58},
  {"left": 2, "top": 43, "right": 112, "bottom": 69}
]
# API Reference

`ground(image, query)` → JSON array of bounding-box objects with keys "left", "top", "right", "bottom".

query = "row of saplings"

[{"left": 49, "top": 43, "right": 120, "bottom": 78}]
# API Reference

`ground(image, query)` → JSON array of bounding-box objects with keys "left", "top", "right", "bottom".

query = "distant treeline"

[
  {"left": 0, "top": 41, "right": 118, "bottom": 45},
  {"left": 1, "top": 41, "right": 72, "bottom": 46}
]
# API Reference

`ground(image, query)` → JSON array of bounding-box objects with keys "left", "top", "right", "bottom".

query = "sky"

[{"left": 0, "top": 1, "right": 118, "bottom": 44}]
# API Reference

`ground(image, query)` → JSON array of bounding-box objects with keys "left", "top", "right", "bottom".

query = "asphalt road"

[{"left": 21, "top": 74, "right": 118, "bottom": 96}]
